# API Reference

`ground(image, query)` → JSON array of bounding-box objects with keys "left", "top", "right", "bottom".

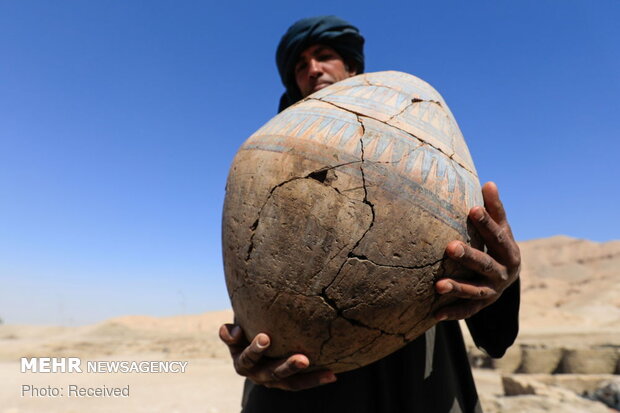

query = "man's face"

[{"left": 294, "top": 44, "right": 357, "bottom": 98}]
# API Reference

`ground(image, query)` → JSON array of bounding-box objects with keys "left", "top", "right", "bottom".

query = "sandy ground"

[
  {"left": 1, "top": 236, "right": 618, "bottom": 412},
  {"left": 0, "top": 311, "right": 243, "bottom": 413},
  {"left": 1, "top": 320, "right": 613, "bottom": 413},
  {"left": 1, "top": 357, "right": 244, "bottom": 413},
  {"left": 0, "top": 359, "right": 501, "bottom": 413}
]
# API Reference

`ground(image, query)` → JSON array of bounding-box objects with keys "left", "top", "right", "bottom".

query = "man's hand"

[
  {"left": 218, "top": 323, "right": 337, "bottom": 391},
  {"left": 435, "top": 182, "right": 521, "bottom": 321}
]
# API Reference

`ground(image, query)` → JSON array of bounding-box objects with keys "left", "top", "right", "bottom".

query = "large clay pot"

[{"left": 222, "top": 71, "right": 482, "bottom": 373}]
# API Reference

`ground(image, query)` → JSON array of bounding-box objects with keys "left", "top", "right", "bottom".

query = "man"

[{"left": 220, "top": 15, "right": 521, "bottom": 413}]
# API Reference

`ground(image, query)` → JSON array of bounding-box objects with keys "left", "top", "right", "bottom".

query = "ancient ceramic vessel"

[{"left": 222, "top": 71, "right": 482, "bottom": 373}]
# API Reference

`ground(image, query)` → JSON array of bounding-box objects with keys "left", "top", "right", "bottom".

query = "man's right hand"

[{"left": 218, "top": 323, "right": 337, "bottom": 391}]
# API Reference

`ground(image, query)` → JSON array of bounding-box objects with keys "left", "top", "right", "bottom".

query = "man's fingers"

[
  {"left": 250, "top": 354, "right": 310, "bottom": 383},
  {"left": 234, "top": 333, "right": 270, "bottom": 374},
  {"left": 270, "top": 355, "right": 310, "bottom": 379},
  {"left": 266, "top": 370, "right": 337, "bottom": 391},
  {"left": 469, "top": 206, "right": 503, "bottom": 245},
  {"left": 434, "top": 182, "right": 521, "bottom": 322},
  {"left": 219, "top": 324, "right": 242, "bottom": 344},
  {"left": 481, "top": 182, "right": 506, "bottom": 225},
  {"left": 469, "top": 203, "right": 520, "bottom": 268},
  {"left": 477, "top": 183, "right": 521, "bottom": 267},
  {"left": 435, "top": 278, "right": 498, "bottom": 300},
  {"left": 219, "top": 324, "right": 246, "bottom": 358},
  {"left": 468, "top": 206, "right": 514, "bottom": 261},
  {"left": 220, "top": 326, "right": 330, "bottom": 391},
  {"left": 445, "top": 241, "right": 507, "bottom": 282}
]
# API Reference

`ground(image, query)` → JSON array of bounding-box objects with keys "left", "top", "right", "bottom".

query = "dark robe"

[{"left": 240, "top": 279, "right": 520, "bottom": 413}]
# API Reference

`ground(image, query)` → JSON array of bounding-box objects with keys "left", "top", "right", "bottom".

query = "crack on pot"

[
  {"left": 322, "top": 322, "right": 383, "bottom": 366},
  {"left": 305, "top": 242, "right": 349, "bottom": 289},
  {"left": 244, "top": 160, "right": 363, "bottom": 262},
  {"left": 349, "top": 116, "right": 376, "bottom": 256},
  {"left": 386, "top": 97, "right": 443, "bottom": 124},
  {"left": 318, "top": 321, "right": 334, "bottom": 361},
  {"left": 344, "top": 314, "right": 407, "bottom": 343},
  {"left": 313, "top": 98, "right": 474, "bottom": 176},
  {"left": 330, "top": 328, "right": 385, "bottom": 366},
  {"left": 347, "top": 254, "right": 445, "bottom": 270}
]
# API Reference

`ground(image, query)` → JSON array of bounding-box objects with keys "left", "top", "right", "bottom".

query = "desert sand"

[{"left": 1, "top": 236, "right": 619, "bottom": 412}]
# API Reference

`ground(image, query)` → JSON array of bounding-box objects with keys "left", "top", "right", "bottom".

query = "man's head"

[
  {"left": 294, "top": 44, "right": 357, "bottom": 99},
  {"left": 276, "top": 16, "right": 365, "bottom": 112}
]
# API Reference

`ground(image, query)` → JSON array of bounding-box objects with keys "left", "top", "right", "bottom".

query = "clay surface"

[{"left": 222, "top": 71, "right": 483, "bottom": 372}]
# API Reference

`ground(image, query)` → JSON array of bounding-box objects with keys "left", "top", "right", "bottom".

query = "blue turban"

[{"left": 276, "top": 15, "right": 365, "bottom": 112}]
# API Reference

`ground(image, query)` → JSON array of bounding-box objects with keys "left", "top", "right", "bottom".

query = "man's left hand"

[{"left": 435, "top": 181, "right": 521, "bottom": 321}]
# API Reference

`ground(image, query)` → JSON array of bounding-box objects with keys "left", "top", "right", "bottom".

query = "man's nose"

[{"left": 308, "top": 58, "right": 322, "bottom": 76}]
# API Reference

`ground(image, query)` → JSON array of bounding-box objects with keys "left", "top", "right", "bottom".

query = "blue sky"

[{"left": 1, "top": 1, "right": 618, "bottom": 325}]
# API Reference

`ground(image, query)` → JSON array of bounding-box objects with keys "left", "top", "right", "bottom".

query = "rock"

[
  {"left": 502, "top": 375, "right": 552, "bottom": 396},
  {"left": 468, "top": 342, "right": 522, "bottom": 373},
  {"left": 584, "top": 378, "right": 620, "bottom": 410},
  {"left": 503, "top": 373, "right": 618, "bottom": 396},
  {"left": 542, "top": 374, "right": 618, "bottom": 395},
  {"left": 491, "top": 344, "right": 522, "bottom": 373},
  {"left": 494, "top": 394, "right": 610, "bottom": 413},
  {"left": 560, "top": 346, "right": 619, "bottom": 374},
  {"left": 501, "top": 375, "right": 611, "bottom": 412},
  {"left": 468, "top": 345, "right": 493, "bottom": 369},
  {"left": 222, "top": 71, "right": 483, "bottom": 372},
  {"left": 518, "top": 345, "right": 563, "bottom": 373}
]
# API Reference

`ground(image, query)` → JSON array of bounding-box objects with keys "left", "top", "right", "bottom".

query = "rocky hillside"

[
  {"left": 519, "top": 235, "right": 620, "bottom": 330},
  {"left": 473, "top": 236, "right": 620, "bottom": 413}
]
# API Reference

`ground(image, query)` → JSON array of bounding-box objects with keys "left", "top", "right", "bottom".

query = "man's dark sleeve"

[{"left": 465, "top": 277, "right": 520, "bottom": 358}]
